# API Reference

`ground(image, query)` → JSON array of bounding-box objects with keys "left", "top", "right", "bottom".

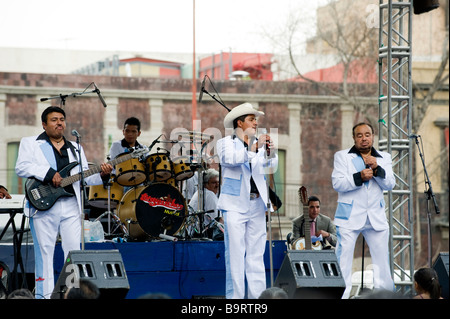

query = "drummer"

[{"left": 109, "top": 117, "right": 145, "bottom": 160}]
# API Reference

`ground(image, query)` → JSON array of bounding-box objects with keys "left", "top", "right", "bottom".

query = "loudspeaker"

[
  {"left": 274, "top": 250, "right": 345, "bottom": 299},
  {"left": 413, "top": 0, "right": 440, "bottom": 15},
  {"left": 433, "top": 252, "right": 449, "bottom": 299},
  {"left": 51, "top": 250, "right": 129, "bottom": 299}
]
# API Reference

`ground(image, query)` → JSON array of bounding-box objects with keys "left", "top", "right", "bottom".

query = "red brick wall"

[
  {"left": 63, "top": 97, "right": 107, "bottom": 164},
  {"left": 300, "top": 103, "right": 342, "bottom": 217},
  {"left": 6, "top": 94, "right": 36, "bottom": 126},
  {"left": 118, "top": 98, "right": 150, "bottom": 131}
]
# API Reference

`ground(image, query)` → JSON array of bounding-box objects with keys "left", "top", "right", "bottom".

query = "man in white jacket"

[
  {"left": 15, "top": 106, "right": 112, "bottom": 299},
  {"left": 332, "top": 122, "right": 396, "bottom": 298},
  {"left": 216, "top": 103, "right": 278, "bottom": 299}
]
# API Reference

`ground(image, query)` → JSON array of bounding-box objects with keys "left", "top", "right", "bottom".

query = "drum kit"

[{"left": 88, "top": 131, "right": 220, "bottom": 242}]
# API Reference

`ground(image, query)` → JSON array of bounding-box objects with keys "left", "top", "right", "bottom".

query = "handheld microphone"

[
  {"left": 93, "top": 83, "right": 107, "bottom": 107},
  {"left": 71, "top": 130, "right": 81, "bottom": 138},
  {"left": 198, "top": 75, "right": 206, "bottom": 103}
]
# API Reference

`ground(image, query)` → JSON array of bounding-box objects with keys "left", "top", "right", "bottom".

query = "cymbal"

[{"left": 174, "top": 131, "right": 213, "bottom": 141}]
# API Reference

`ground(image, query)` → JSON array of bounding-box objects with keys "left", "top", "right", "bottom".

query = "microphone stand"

[
  {"left": 200, "top": 85, "right": 231, "bottom": 112},
  {"left": 413, "top": 135, "right": 440, "bottom": 267},
  {"left": 74, "top": 134, "right": 87, "bottom": 251},
  {"left": 259, "top": 129, "right": 274, "bottom": 287},
  {"left": 40, "top": 90, "right": 97, "bottom": 106},
  {"left": 199, "top": 75, "right": 231, "bottom": 112}
]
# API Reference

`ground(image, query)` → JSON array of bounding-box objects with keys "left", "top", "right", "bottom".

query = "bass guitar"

[{"left": 25, "top": 147, "right": 148, "bottom": 211}]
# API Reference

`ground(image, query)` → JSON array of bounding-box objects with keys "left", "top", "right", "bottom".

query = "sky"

[{"left": 0, "top": 0, "right": 330, "bottom": 54}]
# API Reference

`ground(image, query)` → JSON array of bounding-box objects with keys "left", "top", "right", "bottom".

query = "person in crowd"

[
  {"left": 258, "top": 287, "right": 288, "bottom": 299},
  {"left": 413, "top": 267, "right": 443, "bottom": 299},
  {"left": 7, "top": 288, "right": 35, "bottom": 299},
  {"left": 64, "top": 279, "right": 100, "bottom": 299}
]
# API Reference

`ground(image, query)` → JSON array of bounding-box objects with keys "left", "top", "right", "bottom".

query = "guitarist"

[
  {"left": 15, "top": 106, "right": 112, "bottom": 299},
  {"left": 291, "top": 195, "right": 337, "bottom": 248}
]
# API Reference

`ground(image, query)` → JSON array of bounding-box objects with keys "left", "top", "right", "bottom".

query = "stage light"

[{"left": 413, "top": 0, "right": 440, "bottom": 15}]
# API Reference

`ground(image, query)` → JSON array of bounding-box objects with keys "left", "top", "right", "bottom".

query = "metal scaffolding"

[{"left": 378, "top": 0, "right": 415, "bottom": 295}]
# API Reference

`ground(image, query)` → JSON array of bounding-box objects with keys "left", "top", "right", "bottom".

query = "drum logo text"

[{"left": 140, "top": 193, "right": 184, "bottom": 212}]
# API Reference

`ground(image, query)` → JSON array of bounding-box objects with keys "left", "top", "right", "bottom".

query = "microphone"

[
  {"left": 71, "top": 130, "right": 81, "bottom": 138},
  {"left": 93, "top": 83, "right": 107, "bottom": 107},
  {"left": 149, "top": 134, "right": 163, "bottom": 151},
  {"left": 198, "top": 75, "right": 206, "bottom": 103},
  {"left": 409, "top": 134, "right": 420, "bottom": 138}
]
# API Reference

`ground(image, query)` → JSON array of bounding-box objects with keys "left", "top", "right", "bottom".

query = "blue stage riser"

[{"left": 52, "top": 240, "right": 288, "bottom": 299}]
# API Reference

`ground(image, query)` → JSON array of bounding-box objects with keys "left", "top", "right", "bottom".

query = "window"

[{"left": 7, "top": 142, "right": 25, "bottom": 194}]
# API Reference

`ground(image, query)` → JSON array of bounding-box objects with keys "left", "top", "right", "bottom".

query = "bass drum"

[{"left": 117, "top": 183, "right": 186, "bottom": 240}]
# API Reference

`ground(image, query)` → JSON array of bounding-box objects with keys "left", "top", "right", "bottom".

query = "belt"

[{"left": 250, "top": 193, "right": 260, "bottom": 200}]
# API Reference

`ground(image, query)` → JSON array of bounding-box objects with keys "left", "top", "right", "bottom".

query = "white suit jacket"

[
  {"left": 216, "top": 135, "right": 278, "bottom": 213},
  {"left": 331, "top": 147, "right": 396, "bottom": 231},
  {"left": 15, "top": 135, "right": 104, "bottom": 216}
]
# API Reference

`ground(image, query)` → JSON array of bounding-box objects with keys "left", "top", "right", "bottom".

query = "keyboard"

[{"left": 0, "top": 194, "right": 26, "bottom": 212}]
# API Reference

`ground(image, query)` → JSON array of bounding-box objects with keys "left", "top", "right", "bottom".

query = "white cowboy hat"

[{"left": 223, "top": 102, "right": 264, "bottom": 129}]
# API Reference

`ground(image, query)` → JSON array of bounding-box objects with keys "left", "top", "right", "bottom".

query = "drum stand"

[
  {"left": 159, "top": 217, "right": 178, "bottom": 242},
  {"left": 189, "top": 141, "right": 212, "bottom": 241},
  {"left": 94, "top": 179, "right": 129, "bottom": 239}
]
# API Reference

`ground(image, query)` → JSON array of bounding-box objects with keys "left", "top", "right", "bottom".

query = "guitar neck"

[
  {"left": 304, "top": 205, "right": 312, "bottom": 250},
  {"left": 60, "top": 152, "right": 134, "bottom": 187}
]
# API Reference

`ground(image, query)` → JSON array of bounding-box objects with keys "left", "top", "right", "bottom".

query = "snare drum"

[
  {"left": 117, "top": 183, "right": 186, "bottom": 240},
  {"left": 88, "top": 177, "right": 124, "bottom": 209},
  {"left": 114, "top": 152, "right": 147, "bottom": 186},
  {"left": 172, "top": 156, "right": 194, "bottom": 181},
  {"left": 145, "top": 153, "right": 172, "bottom": 182}
]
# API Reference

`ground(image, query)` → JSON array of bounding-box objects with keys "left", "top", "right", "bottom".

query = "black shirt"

[
  {"left": 348, "top": 145, "right": 386, "bottom": 186},
  {"left": 37, "top": 132, "right": 76, "bottom": 194},
  {"left": 241, "top": 137, "right": 259, "bottom": 194}
]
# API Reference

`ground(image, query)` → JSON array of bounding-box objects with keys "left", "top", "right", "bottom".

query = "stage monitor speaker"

[
  {"left": 413, "top": 0, "right": 440, "bottom": 15},
  {"left": 51, "top": 250, "right": 129, "bottom": 299},
  {"left": 433, "top": 252, "right": 449, "bottom": 299},
  {"left": 274, "top": 250, "right": 345, "bottom": 299}
]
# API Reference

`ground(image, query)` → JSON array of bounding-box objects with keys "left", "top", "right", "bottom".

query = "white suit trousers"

[
  {"left": 223, "top": 197, "right": 267, "bottom": 299},
  {"left": 30, "top": 196, "right": 81, "bottom": 299},
  {"left": 336, "top": 217, "right": 395, "bottom": 299}
]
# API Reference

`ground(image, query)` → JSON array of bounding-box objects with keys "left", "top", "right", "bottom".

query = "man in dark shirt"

[{"left": 15, "top": 106, "right": 112, "bottom": 299}]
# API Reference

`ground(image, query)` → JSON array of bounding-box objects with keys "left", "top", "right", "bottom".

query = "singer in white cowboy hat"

[{"left": 217, "top": 102, "right": 278, "bottom": 299}]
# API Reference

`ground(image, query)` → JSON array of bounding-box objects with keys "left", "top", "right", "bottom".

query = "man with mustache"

[
  {"left": 332, "top": 122, "right": 396, "bottom": 298},
  {"left": 15, "top": 106, "right": 112, "bottom": 299}
]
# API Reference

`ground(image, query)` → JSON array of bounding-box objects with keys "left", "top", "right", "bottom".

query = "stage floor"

[{"left": 0, "top": 240, "right": 288, "bottom": 299}]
